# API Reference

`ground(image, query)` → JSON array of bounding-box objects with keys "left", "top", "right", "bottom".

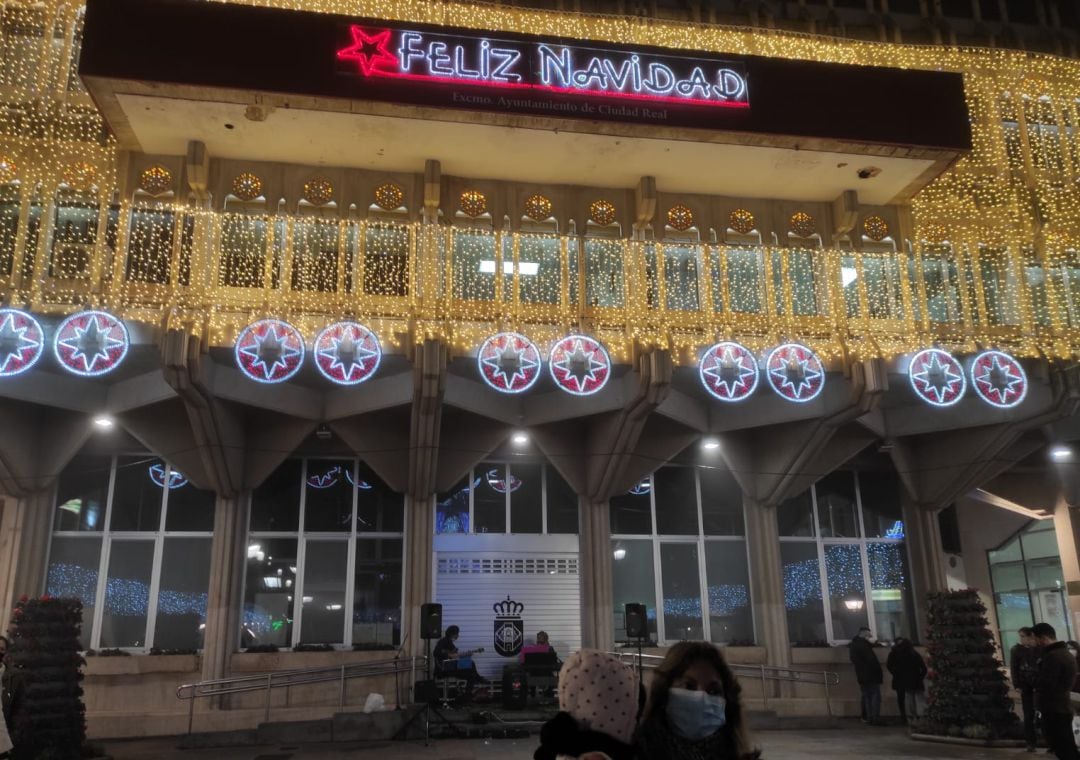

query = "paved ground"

[{"left": 100, "top": 723, "right": 1027, "bottom": 759}]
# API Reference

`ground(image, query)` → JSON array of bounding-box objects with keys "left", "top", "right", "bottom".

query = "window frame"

[{"left": 435, "top": 461, "right": 578, "bottom": 536}]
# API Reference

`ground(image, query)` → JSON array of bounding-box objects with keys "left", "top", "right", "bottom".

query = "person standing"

[
  {"left": 1032, "top": 622, "right": 1078, "bottom": 760},
  {"left": 0, "top": 638, "right": 12, "bottom": 757},
  {"left": 886, "top": 637, "right": 927, "bottom": 724},
  {"left": 1011, "top": 626, "right": 1040, "bottom": 752},
  {"left": 849, "top": 627, "right": 883, "bottom": 724}
]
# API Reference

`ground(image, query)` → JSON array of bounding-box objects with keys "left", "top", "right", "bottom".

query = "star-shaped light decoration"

[
  {"left": 765, "top": 343, "right": 825, "bottom": 403},
  {"left": 971, "top": 350, "right": 1027, "bottom": 409},
  {"left": 336, "top": 26, "right": 398, "bottom": 77},
  {"left": 0, "top": 308, "right": 44, "bottom": 377},
  {"left": 699, "top": 341, "right": 759, "bottom": 402},
  {"left": 234, "top": 319, "right": 305, "bottom": 384},
  {"left": 549, "top": 334, "right": 611, "bottom": 396},
  {"left": 908, "top": 348, "right": 965, "bottom": 407},
  {"left": 53, "top": 310, "right": 129, "bottom": 377},
  {"left": 477, "top": 332, "right": 541, "bottom": 394},
  {"left": 314, "top": 322, "right": 381, "bottom": 386}
]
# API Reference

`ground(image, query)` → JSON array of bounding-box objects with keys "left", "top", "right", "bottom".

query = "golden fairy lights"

[
  {"left": 460, "top": 190, "right": 487, "bottom": 217},
  {"left": 523, "top": 194, "right": 553, "bottom": 221},
  {"left": 667, "top": 204, "right": 694, "bottom": 232},
  {"left": 374, "top": 182, "right": 404, "bottom": 210},
  {"left": 0, "top": 156, "right": 17, "bottom": 183},
  {"left": 303, "top": 176, "right": 334, "bottom": 206},
  {"left": 138, "top": 165, "right": 172, "bottom": 196},
  {"left": 231, "top": 172, "right": 263, "bottom": 201},
  {"left": 590, "top": 200, "right": 616, "bottom": 226},
  {"left": 63, "top": 162, "right": 96, "bottom": 191}
]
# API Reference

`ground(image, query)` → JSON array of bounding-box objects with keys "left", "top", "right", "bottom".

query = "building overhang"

[{"left": 79, "top": 0, "right": 972, "bottom": 204}]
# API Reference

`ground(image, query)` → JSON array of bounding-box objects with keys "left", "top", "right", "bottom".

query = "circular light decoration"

[
  {"left": 908, "top": 348, "right": 966, "bottom": 407},
  {"left": 863, "top": 215, "right": 890, "bottom": 241},
  {"left": 0, "top": 308, "right": 44, "bottom": 377},
  {"left": 313, "top": 321, "right": 381, "bottom": 386},
  {"left": 64, "top": 162, "right": 96, "bottom": 191},
  {"left": 460, "top": 190, "right": 487, "bottom": 217},
  {"left": 524, "top": 194, "right": 553, "bottom": 221},
  {"left": 590, "top": 199, "right": 616, "bottom": 226},
  {"left": 231, "top": 172, "right": 263, "bottom": 201},
  {"left": 699, "top": 341, "right": 760, "bottom": 402},
  {"left": 667, "top": 204, "right": 694, "bottom": 231},
  {"left": 476, "top": 332, "right": 542, "bottom": 394},
  {"left": 486, "top": 468, "right": 523, "bottom": 494},
  {"left": 303, "top": 176, "right": 334, "bottom": 206},
  {"left": 138, "top": 165, "right": 172, "bottom": 196},
  {"left": 234, "top": 318, "right": 305, "bottom": 383},
  {"left": 549, "top": 334, "right": 612, "bottom": 396},
  {"left": 148, "top": 464, "right": 188, "bottom": 490},
  {"left": 789, "top": 211, "right": 816, "bottom": 238},
  {"left": 970, "top": 350, "right": 1028, "bottom": 409},
  {"left": 53, "top": 310, "right": 129, "bottom": 377},
  {"left": 374, "top": 182, "right": 404, "bottom": 210},
  {"left": 0, "top": 155, "right": 18, "bottom": 183},
  {"left": 765, "top": 343, "right": 825, "bottom": 403},
  {"left": 728, "top": 208, "right": 755, "bottom": 234}
]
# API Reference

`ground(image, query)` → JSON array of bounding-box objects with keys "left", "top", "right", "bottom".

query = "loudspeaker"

[
  {"left": 420, "top": 603, "right": 443, "bottom": 640},
  {"left": 414, "top": 679, "right": 438, "bottom": 704},
  {"left": 625, "top": 603, "right": 647, "bottom": 640}
]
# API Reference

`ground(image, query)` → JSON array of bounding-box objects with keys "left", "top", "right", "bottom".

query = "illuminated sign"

[{"left": 337, "top": 25, "right": 749, "bottom": 120}]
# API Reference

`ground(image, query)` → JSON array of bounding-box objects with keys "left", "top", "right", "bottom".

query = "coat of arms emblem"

[{"left": 493, "top": 596, "right": 525, "bottom": 657}]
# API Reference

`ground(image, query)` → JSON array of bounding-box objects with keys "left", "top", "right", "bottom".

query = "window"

[
  {"left": 243, "top": 458, "right": 405, "bottom": 649},
  {"left": 434, "top": 462, "right": 578, "bottom": 535},
  {"left": 779, "top": 471, "right": 913, "bottom": 644},
  {"left": 611, "top": 466, "right": 752, "bottom": 645},
  {"left": 46, "top": 455, "right": 215, "bottom": 651}
]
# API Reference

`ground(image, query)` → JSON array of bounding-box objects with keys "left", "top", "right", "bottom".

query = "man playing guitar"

[{"left": 433, "top": 625, "right": 488, "bottom": 697}]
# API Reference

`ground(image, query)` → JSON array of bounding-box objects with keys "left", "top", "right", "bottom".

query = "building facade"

[{"left": 1, "top": 0, "right": 1080, "bottom": 737}]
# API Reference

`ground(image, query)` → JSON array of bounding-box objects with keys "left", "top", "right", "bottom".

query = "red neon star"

[{"left": 336, "top": 26, "right": 398, "bottom": 77}]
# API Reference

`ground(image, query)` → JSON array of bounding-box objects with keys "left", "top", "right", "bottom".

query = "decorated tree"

[
  {"left": 919, "top": 589, "right": 1018, "bottom": 740},
  {"left": 9, "top": 596, "right": 87, "bottom": 759}
]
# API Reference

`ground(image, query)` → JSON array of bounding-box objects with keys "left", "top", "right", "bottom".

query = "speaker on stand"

[
  {"left": 625, "top": 603, "right": 647, "bottom": 689},
  {"left": 397, "top": 602, "right": 461, "bottom": 743}
]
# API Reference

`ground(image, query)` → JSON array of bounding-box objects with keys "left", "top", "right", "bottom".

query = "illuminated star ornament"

[
  {"left": 549, "top": 334, "right": 611, "bottom": 396},
  {"left": 336, "top": 26, "right": 398, "bottom": 76},
  {"left": 908, "top": 348, "right": 965, "bottom": 407},
  {"left": 0, "top": 308, "right": 44, "bottom": 377},
  {"left": 314, "top": 322, "right": 381, "bottom": 385},
  {"left": 234, "top": 319, "right": 305, "bottom": 384},
  {"left": 971, "top": 350, "right": 1027, "bottom": 409},
  {"left": 53, "top": 310, "right": 129, "bottom": 377},
  {"left": 699, "top": 341, "right": 759, "bottom": 402},
  {"left": 477, "top": 332, "right": 542, "bottom": 394},
  {"left": 766, "top": 343, "right": 825, "bottom": 403}
]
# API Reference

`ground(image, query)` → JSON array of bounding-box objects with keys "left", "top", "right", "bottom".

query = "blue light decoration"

[
  {"left": 970, "top": 349, "right": 1028, "bottom": 409},
  {"left": 313, "top": 321, "right": 381, "bottom": 386},
  {"left": 344, "top": 469, "right": 373, "bottom": 490},
  {"left": 908, "top": 348, "right": 965, "bottom": 407},
  {"left": 477, "top": 332, "right": 542, "bottom": 394},
  {"left": 884, "top": 520, "right": 905, "bottom": 540},
  {"left": 234, "top": 318, "right": 305, "bottom": 383},
  {"left": 148, "top": 464, "right": 188, "bottom": 490},
  {"left": 486, "top": 468, "right": 523, "bottom": 494},
  {"left": 765, "top": 343, "right": 825, "bottom": 403},
  {"left": 0, "top": 308, "right": 44, "bottom": 377},
  {"left": 307, "top": 466, "right": 342, "bottom": 489},
  {"left": 549, "top": 334, "right": 612, "bottom": 396},
  {"left": 699, "top": 341, "right": 759, "bottom": 402},
  {"left": 782, "top": 542, "right": 908, "bottom": 612},
  {"left": 46, "top": 562, "right": 207, "bottom": 618},
  {"left": 53, "top": 310, "right": 129, "bottom": 377},
  {"left": 628, "top": 478, "right": 651, "bottom": 496},
  {"left": 436, "top": 478, "right": 475, "bottom": 534}
]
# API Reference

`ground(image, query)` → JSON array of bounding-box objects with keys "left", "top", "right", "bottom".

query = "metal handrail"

[
  {"left": 608, "top": 652, "right": 840, "bottom": 715},
  {"left": 175, "top": 655, "right": 425, "bottom": 735}
]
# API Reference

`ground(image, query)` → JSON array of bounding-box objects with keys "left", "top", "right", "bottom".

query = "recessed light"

[
  {"left": 702, "top": 437, "right": 720, "bottom": 451},
  {"left": 1051, "top": 445, "right": 1072, "bottom": 461},
  {"left": 512, "top": 432, "right": 529, "bottom": 445},
  {"left": 92, "top": 414, "right": 114, "bottom": 430}
]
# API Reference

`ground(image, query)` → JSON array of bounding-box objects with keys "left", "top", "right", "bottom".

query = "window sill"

[{"left": 83, "top": 654, "right": 201, "bottom": 676}]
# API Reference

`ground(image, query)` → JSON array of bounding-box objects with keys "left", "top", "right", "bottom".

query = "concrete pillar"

[
  {"left": 0, "top": 489, "right": 55, "bottom": 631},
  {"left": 1052, "top": 492, "right": 1080, "bottom": 640},
  {"left": 744, "top": 498, "right": 790, "bottom": 669},
  {"left": 901, "top": 497, "right": 947, "bottom": 641},
  {"left": 579, "top": 498, "right": 614, "bottom": 650},
  {"left": 199, "top": 493, "right": 249, "bottom": 686},
  {"left": 402, "top": 494, "right": 435, "bottom": 659}
]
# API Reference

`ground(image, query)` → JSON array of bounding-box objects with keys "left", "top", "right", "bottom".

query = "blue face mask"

[{"left": 666, "top": 687, "right": 727, "bottom": 741}]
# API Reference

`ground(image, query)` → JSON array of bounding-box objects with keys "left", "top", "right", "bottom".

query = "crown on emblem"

[{"left": 493, "top": 595, "right": 524, "bottom": 619}]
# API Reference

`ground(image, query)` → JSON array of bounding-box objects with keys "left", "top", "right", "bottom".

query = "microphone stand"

[{"left": 394, "top": 631, "right": 410, "bottom": 711}]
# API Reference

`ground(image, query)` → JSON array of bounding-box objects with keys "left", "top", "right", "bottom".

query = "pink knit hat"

[{"left": 556, "top": 650, "right": 638, "bottom": 745}]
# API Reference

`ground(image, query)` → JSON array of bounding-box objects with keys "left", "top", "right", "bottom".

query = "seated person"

[
  {"left": 519, "top": 630, "right": 558, "bottom": 664},
  {"left": 433, "top": 625, "right": 488, "bottom": 693}
]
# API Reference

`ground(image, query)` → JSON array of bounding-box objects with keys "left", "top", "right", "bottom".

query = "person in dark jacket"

[
  {"left": 849, "top": 627, "right": 883, "bottom": 724},
  {"left": 1010, "top": 626, "right": 1041, "bottom": 751},
  {"left": 886, "top": 637, "right": 927, "bottom": 724},
  {"left": 1033, "top": 622, "right": 1078, "bottom": 759}
]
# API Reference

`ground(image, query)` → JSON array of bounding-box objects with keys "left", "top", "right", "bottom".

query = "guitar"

[{"left": 448, "top": 647, "right": 485, "bottom": 668}]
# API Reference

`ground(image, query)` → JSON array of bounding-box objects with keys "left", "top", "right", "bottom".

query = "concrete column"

[
  {"left": 402, "top": 494, "right": 434, "bottom": 659},
  {"left": 901, "top": 497, "right": 947, "bottom": 641},
  {"left": 199, "top": 493, "right": 249, "bottom": 685},
  {"left": 744, "top": 498, "right": 790, "bottom": 669},
  {"left": 580, "top": 498, "right": 614, "bottom": 650},
  {"left": 1052, "top": 492, "right": 1080, "bottom": 640},
  {"left": 0, "top": 489, "right": 55, "bottom": 631}
]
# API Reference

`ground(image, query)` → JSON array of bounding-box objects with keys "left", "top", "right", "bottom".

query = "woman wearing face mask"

[{"left": 635, "top": 641, "right": 761, "bottom": 760}]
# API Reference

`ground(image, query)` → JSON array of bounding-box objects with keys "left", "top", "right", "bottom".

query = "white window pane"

[
  {"left": 110, "top": 457, "right": 164, "bottom": 532},
  {"left": 704, "top": 541, "right": 753, "bottom": 644},
  {"left": 99, "top": 540, "right": 155, "bottom": 648},
  {"left": 353, "top": 539, "right": 403, "bottom": 648},
  {"left": 660, "top": 542, "right": 704, "bottom": 641},
  {"left": 154, "top": 538, "right": 211, "bottom": 650},
  {"left": 300, "top": 541, "right": 348, "bottom": 645},
  {"left": 781, "top": 542, "right": 826, "bottom": 645},
  {"left": 612, "top": 539, "right": 656, "bottom": 643},
  {"left": 509, "top": 463, "right": 542, "bottom": 534},
  {"left": 46, "top": 536, "right": 101, "bottom": 648},
  {"left": 655, "top": 467, "right": 698, "bottom": 535},
  {"left": 816, "top": 472, "right": 860, "bottom": 539},
  {"left": 242, "top": 538, "right": 297, "bottom": 648},
  {"left": 868, "top": 542, "right": 912, "bottom": 643},
  {"left": 824, "top": 544, "right": 869, "bottom": 640}
]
